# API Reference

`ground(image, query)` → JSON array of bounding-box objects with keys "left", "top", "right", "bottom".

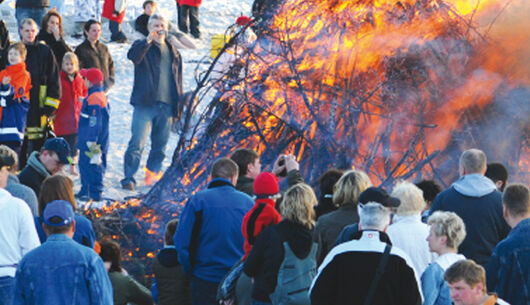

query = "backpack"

[{"left": 269, "top": 241, "right": 317, "bottom": 305}]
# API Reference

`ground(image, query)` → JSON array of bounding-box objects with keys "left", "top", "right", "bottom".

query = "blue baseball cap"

[
  {"left": 44, "top": 137, "right": 72, "bottom": 165},
  {"left": 43, "top": 200, "right": 75, "bottom": 226}
]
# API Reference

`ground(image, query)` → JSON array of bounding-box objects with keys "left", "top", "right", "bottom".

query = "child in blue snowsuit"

[{"left": 77, "top": 68, "right": 109, "bottom": 201}]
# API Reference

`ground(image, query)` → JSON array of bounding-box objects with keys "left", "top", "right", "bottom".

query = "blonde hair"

[
  {"left": 332, "top": 170, "right": 372, "bottom": 207},
  {"left": 391, "top": 181, "right": 426, "bottom": 216},
  {"left": 428, "top": 211, "right": 466, "bottom": 250},
  {"left": 281, "top": 183, "right": 317, "bottom": 229},
  {"left": 62, "top": 52, "right": 79, "bottom": 73}
]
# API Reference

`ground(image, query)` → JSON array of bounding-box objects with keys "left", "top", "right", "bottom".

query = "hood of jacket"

[
  {"left": 156, "top": 246, "right": 179, "bottom": 268},
  {"left": 7, "top": 173, "right": 19, "bottom": 185},
  {"left": 27, "top": 151, "right": 51, "bottom": 177},
  {"left": 452, "top": 174, "right": 497, "bottom": 197}
]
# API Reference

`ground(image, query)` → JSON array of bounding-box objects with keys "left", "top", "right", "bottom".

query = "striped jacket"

[
  {"left": 0, "top": 62, "right": 31, "bottom": 143},
  {"left": 77, "top": 86, "right": 109, "bottom": 153}
]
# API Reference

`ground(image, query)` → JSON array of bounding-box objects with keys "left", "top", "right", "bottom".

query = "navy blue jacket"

[
  {"left": 127, "top": 39, "right": 182, "bottom": 117},
  {"left": 77, "top": 86, "right": 109, "bottom": 153},
  {"left": 487, "top": 218, "right": 530, "bottom": 305},
  {"left": 0, "top": 83, "right": 29, "bottom": 143},
  {"left": 174, "top": 178, "right": 253, "bottom": 282},
  {"left": 430, "top": 174, "right": 510, "bottom": 268}
]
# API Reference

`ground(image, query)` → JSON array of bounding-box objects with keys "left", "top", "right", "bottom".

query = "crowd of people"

[
  {"left": 0, "top": 2, "right": 528, "bottom": 305},
  {"left": 1, "top": 144, "right": 528, "bottom": 305}
]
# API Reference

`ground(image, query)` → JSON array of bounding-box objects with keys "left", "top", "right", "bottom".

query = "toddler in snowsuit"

[
  {"left": 0, "top": 43, "right": 32, "bottom": 155},
  {"left": 77, "top": 68, "right": 109, "bottom": 201}
]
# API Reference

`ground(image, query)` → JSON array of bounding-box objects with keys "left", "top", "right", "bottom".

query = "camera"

[
  {"left": 158, "top": 30, "right": 167, "bottom": 35},
  {"left": 277, "top": 156, "right": 287, "bottom": 177}
]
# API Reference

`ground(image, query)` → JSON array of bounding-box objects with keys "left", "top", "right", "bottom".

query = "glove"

[{"left": 84, "top": 141, "right": 102, "bottom": 165}]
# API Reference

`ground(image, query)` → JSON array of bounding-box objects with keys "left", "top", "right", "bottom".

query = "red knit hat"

[
  {"left": 80, "top": 68, "right": 104, "bottom": 85},
  {"left": 254, "top": 172, "right": 279, "bottom": 197},
  {"left": 236, "top": 16, "right": 252, "bottom": 26}
]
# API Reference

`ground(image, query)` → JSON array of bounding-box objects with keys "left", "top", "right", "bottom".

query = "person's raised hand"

[{"left": 284, "top": 154, "right": 299, "bottom": 172}]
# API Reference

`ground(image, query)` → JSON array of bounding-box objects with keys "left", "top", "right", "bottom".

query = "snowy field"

[{"left": 1, "top": 0, "right": 253, "bottom": 201}]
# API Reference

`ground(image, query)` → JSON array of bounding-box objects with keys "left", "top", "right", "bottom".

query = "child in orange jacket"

[
  {"left": 241, "top": 172, "right": 282, "bottom": 259},
  {"left": 0, "top": 43, "right": 31, "bottom": 154}
]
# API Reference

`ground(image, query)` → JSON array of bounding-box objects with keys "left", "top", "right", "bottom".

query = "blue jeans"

[
  {"left": 15, "top": 7, "right": 47, "bottom": 28},
  {"left": 109, "top": 20, "right": 126, "bottom": 42},
  {"left": 122, "top": 103, "right": 172, "bottom": 186},
  {"left": 191, "top": 276, "right": 218, "bottom": 305},
  {"left": 0, "top": 276, "right": 14, "bottom": 305}
]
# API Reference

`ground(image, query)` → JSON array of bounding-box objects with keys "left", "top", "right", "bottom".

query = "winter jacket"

[
  {"left": 310, "top": 230, "right": 422, "bottom": 305},
  {"left": 313, "top": 204, "right": 358, "bottom": 265},
  {"left": 75, "top": 40, "right": 115, "bottom": 92},
  {"left": 24, "top": 41, "right": 61, "bottom": 141},
  {"left": 178, "top": 0, "right": 201, "bottom": 7},
  {"left": 77, "top": 86, "right": 109, "bottom": 153},
  {"left": 102, "top": 0, "right": 126, "bottom": 24},
  {"left": 174, "top": 178, "right": 253, "bottom": 283},
  {"left": 0, "top": 21, "right": 9, "bottom": 70},
  {"left": 487, "top": 218, "right": 530, "bottom": 305},
  {"left": 152, "top": 246, "right": 191, "bottom": 305},
  {"left": 36, "top": 31, "right": 72, "bottom": 67},
  {"left": 6, "top": 174, "right": 38, "bottom": 216},
  {"left": 18, "top": 151, "right": 50, "bottom": 196},
  {"left": 421, "top": 253, "right": 466, "bottom": 305},
  {"left": 108, "top": 271, "right": 153, "bottom": 305},
  {"left": 430, "top": 174, "right": 510, "bottom": 268},
  {"left": 244, "top": 220, "right": 314, "bottom": 302},
  {"left": 34, "top": 214, "right": 96, "bottom": 249},
  {"left": 0, "top": 62, "right": 31, "bottom": 143},
  {"left": 16, "top": 0, "right": 49, "bottom": 8},
  {"left": 315, "top": 196, "right": 337, "bottom": 220},
  {"left": 54, "top": 71, "right": 87, "bottom": 136},
  {"left": 242, "top": 198, "right": 281, "bottom": 258},
  {"left": 135, "top": 14, "right": 150, "bottom": 37},
  {"left": 127, "top": 39, "right": 182, "bottom": 117}
]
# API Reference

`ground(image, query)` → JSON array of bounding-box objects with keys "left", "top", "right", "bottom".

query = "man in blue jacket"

[
  {"left": 430, "top": 149, "right": 510, "bottom": 269},
  {"left": 174, "top": 157, "right": 253, "bottom": 305},
  {"left": 121, "top": 14, "right": 182, "bottom": 191},
  {"left": 12, "top": 200, "right": 113, "bottom": 305},
  {"left": 487, "top": 183, "right": 530, "bottom": 305}
]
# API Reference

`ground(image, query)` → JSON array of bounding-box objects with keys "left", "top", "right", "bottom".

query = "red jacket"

[
  {"left": 54, "top": 71, "right": 87, "bottom": 136},
  {"left": 178, "top": 0, "right": 201, "bottom": 7},
  {"left": 102, "top": 0, "right": 126, "bottom": 23},
  {"left": 242, "top": 198, "right": 281, "bottom": 259}
]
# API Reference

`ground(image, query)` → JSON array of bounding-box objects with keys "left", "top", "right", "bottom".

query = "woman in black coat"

[{"left": 37, "top": 10, "right": 72, "bottom": 67}]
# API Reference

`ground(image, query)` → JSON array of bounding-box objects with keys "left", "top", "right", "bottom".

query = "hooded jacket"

[
  {"left": 242, "top": 198, "right": 281, "bottom": 259},
  {"left": 0, "top": 62, "right": 31, "bottom": 143},
  {"left": 54, "top": 71, "right": 87, "bottom": 136},
  {"left": 430, "top": 174, "right": 510, "bottom": 268},
  {"left": 18, "top": 151, "right": 50, "bottom": 196},
  {"left": 152, "top": 246, "right": 191, "bottom": 305}
]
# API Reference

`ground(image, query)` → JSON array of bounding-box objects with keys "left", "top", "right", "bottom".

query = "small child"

[
  {"left": 135, "top": 0, "right": 156, "bottom": 37},
  {"left": 54, "top": 52, "right": 87, "bottom": 175},
  {"left": 77, "top": 68, "right": 109, "bottom": 201},
  {"left": 0, "top": 43, "right": 32, "bottom": 155},
  {"left": 241, "top": 172, "right": 282, "bottom": 258},
  {"left": 151, "top": 219, "right": 191, "bottom": 305}
]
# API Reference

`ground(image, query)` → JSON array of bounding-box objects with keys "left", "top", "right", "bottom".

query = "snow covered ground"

[{"left": 1, "top": 0, "right": 253, "bottom": 201}]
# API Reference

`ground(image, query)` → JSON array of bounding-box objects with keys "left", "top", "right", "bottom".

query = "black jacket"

[
  {"left": 127, "top": 39, "right": 183, "bottom": 116},
  {"left": 244, "top": 220, "right": 314, "bottom": 302},
  {"left": 0, "top": 20, "right": 9, "bottom": 70},
  {"left": 310, "top": 230, "right": 422, "bottom": 305},
  {"left": 24, "top": 41, "right": 61, "bottom": 132},
  {"left": 36, "top": 31, "right": 71, "bottom": 67},
  {"left": 75, "top": 40, "right": 115, "bottom": 92},
  {"left": 152, "top": 247, "right": 191, "bottom": 305},
  {"left": 18, "top": 151, "right": 50, "bottom": 196},
  {"left": 135, "top": 14, "right": 150, "bottom": 37}
]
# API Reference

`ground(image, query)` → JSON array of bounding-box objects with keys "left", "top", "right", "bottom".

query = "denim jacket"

[
  {"left": 12, "top": 234, "right": 113, "bottom": 305},
  {"left": 421, "top": 253, "right": 465, "bottom": 305},
  {"left": 487, "top": 218, "right": 530, "bottom": 305}
]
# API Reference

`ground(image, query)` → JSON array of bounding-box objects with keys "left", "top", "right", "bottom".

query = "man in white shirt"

[{"left": 0, "top": 151, "right": 40, "bottom": 305}]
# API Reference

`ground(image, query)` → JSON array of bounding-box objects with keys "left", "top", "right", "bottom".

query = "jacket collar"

[
  {"left": 46, "top": 233, "right": 72, "bottom": 242},
  {"left": 208, "top": 177, "right": 234, "bottom": 189},
  {"left": 4, "top": 62, "right": 27, "bottom": 74},
  {"left": 355, "top": 230, "right": 393, "bottom": 245},
  {"left": 27, "top": 151, "right": 51, "bottom": 176},
  {"left": 511, "top": 218, "right": 530, "bottom": 235},
  {"left": 88, "top": 86, "right": 105, "bottom": 95}
]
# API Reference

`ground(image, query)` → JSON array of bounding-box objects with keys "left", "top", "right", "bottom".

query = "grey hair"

[
  {"left": 19, "top": 18, "right": 38, "bottom": 30},
  {"left": 391, "top": 181, "right": 426, "bottom": 216},
  {"left": 427, "top": 211, "right": 466, "bottom": 249},
  {"left": 459, "top": 149, "right": 487, "bottom": 174},
  {"left": 359, "top": 202, "right": 391, "bottom": 231},
  {"left": 148, "top": 14, "right": 167, "bottom": 29}
]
